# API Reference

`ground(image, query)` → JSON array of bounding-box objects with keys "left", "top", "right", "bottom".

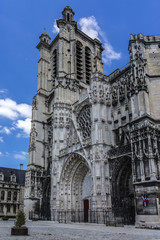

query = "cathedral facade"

[{"left": 24, "top": 6, "right": 160, "bottom": 227}]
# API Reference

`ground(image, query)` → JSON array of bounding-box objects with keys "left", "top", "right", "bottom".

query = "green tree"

[{"left": 15, "top": 210, "right": 26, "bottom": 227}]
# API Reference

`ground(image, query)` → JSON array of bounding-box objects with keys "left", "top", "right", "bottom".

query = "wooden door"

[{"left": 84, "top": 199, "right": 89, "bottom": 222}]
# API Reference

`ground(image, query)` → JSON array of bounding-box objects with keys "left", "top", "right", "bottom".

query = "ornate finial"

[{"left": 62, "top": 6, "right": 75, "bottom": 22}]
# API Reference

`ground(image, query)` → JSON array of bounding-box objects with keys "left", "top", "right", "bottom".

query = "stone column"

[{"left": 148, "top": 133, "right": 157, "bottom": 180}]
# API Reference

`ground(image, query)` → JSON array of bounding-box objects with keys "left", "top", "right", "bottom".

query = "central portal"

[{"left": 59, "top": 153, "right": 92, "bottom": 222}]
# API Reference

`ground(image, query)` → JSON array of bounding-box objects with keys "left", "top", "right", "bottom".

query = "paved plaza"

[{"left": 0, "top": 220, "right": 160, "bottom": 240}]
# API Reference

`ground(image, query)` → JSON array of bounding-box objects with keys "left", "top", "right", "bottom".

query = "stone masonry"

[{"left": 24, "top": 6, "right": 160, "bottom": 227}]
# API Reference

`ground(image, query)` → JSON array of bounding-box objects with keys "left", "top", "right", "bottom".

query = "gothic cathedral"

[{"left": 24, "top": 6, "right": 160, "bottom": 227}]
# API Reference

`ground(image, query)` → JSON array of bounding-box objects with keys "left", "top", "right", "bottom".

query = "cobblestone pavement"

[{"left": 0, "top": 220, "right": 160, "bottom": 240}]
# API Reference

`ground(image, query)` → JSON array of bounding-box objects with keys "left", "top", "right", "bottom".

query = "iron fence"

[
  {"left": 29, "top": 211, "right": 51, "bottom": 221},
  {"left": 56, "top": 210, "right": 108, "bottom": 224},
  {"left": 29, "top": 207, "right": 135, "bottom": 226}
]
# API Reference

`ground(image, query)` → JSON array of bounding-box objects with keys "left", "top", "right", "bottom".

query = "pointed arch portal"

[
  {"left": 111, "top": 156, "right": 135, "bottom": 225},
  {"left": 59, "top": 153, "right": 92, "bottom": 221}
]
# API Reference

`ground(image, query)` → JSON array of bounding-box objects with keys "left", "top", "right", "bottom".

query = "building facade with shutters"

[
  {"left": 0, "top": 165, "right": 25, "bottom": 217},
  {"left": 24, "top": 6, "right": 160, "bottom": 227}
]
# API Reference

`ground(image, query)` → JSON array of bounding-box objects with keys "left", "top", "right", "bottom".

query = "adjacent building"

[
  {"left": 0, "top": 165, "right": 25, "bottom": 217},
  {"left": 24, "top": 6, "right": 160, "bottom": 227}
]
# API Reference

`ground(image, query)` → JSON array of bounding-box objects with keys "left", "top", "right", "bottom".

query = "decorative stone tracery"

[
  {"left": 131, "top": 119, "right": 160, "bottom": 181},
  {"left": 78, "top": 106, "right": 91, "bottom": 139}
]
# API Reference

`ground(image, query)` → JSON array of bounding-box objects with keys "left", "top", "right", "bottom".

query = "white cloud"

[
  {"left": 16, "top": 104, "right": 32, "bottom": 119},
  {"left": 0, "top": 97, "right": 32, "bottom": 138},
  {"left": 78, "top": 16, "right": 121, "bottom": 63},
  {"left": 0, "top": 89, "right": 7, "bottom": 94},
  {"left": 16, "top": 133, "right": 22, "bottom": 138},
  {"left": 0, "top": 98, "right": 32, "bottom": 120},
  {"left": 14, "top": 151, "right": 28, "bottom": 160},
  {"left": 0, "top": 126, "right": 11, "bottom": 135},
  {"left": 103, "top": 42, "right": 121, "bottom": 63},
  {"left": 5, "top": 152, "right": 9, "bottom": 157},
  {"left": 21, "top": 151, "right": 28, "bottom": 156},
  {"left": 0, "top": 152, "right": 9, "bottom": 157},
  {"left": 14, "top": 154, "right": 26, "bottom": 160},
  {"left": 16, "top": 118, "right": 31, "bottom": 137},
  {"left": 52, "top": 20, "right": 59, "bottom": 34},
  {"left": 79, "top": 16, "right": 100, "bottom": 39},
  {"left": 3, "top": 127, "right": 11, "bottom": 134}
]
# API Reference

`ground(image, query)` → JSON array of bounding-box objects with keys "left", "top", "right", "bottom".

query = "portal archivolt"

[
  {"left": 59, "top": 153, "right": 91, "bottom": 211},
  {"left": 111, "top": 156, "right": 135, "bottom": 224}
]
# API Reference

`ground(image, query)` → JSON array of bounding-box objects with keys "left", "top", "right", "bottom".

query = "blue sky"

[{"left": 0, "top": 0, "right": 160, "bottom": 170}]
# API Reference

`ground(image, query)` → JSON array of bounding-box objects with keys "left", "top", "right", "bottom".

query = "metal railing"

[
  {"left": 55, "top": 210, "right": 108, "bottom": 224},
  {"left": 29, "top": 208, "right": 135, "bottom": 226}
]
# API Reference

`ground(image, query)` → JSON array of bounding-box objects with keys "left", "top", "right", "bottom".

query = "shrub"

[
  {"left": 14, "top": 210, "right": 26, "bottom": 227},
  {"left": 2, "top": 216, "right": 9, "bottom": 221}
]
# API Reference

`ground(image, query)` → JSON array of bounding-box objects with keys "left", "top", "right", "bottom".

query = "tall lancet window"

[
  {"left": 78, "top": 106, "right": 91, "bottom": 139},
  {"left": 76, "top": 41, "right": 83, "bottom": 81},
  {"left": 85, "top": 47, "right": 91, "bottom": 84},
  {"left": 67, "top": 13, "right": 70, "bottom": 22},
  {"left": 52, "top": 49, "right": 57, "bottom": 78}
]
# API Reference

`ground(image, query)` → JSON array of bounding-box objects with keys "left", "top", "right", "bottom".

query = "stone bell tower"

[{"left": 24, "top": 6, "right": 106, "bottom": 221}]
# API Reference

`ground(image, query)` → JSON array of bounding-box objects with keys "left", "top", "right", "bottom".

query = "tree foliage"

[{"left": 15, "top": 210, "right": 26, "bottom": 227}]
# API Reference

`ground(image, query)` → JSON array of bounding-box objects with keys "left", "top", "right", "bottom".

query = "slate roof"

[{"left": 0, "top": 167, "right": 26, "bottom": 185}]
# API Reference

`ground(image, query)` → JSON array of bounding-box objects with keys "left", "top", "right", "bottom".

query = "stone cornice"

[
  {"left": 36, "top": 41, "right": 50, "bottom": 50},
  {"left": 146, "top": 73, "right": 160, "bottom": 79}
]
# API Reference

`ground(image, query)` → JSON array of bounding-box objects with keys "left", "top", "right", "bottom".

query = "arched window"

[
  {"left": 10, "top": 174, "right": 16, "bottom": 183},
  {"left": 13, "top": 205, "right": 16, "bottom": 213},
  {"left": 67, "top": 13, "right": 70, "bottom": 22},
  {"left": 76, "top": 41, "right": 83, "bottom": 80},
  {"left": 13, "top": 192, "right": 17, "bottom": 201},
  {"left": 0, "top": 204, "right": 3, "bottom": 213},
  {"left": 7, "top": 205, "right": 10, "bottom": 213},
  {"left": 1, "top": 191, "right": 5, "bottom": 200},
  {"left": 52, "top": 49, "right": 57, "bottom": 79},
  {"left": 7, "top": 191, "right": 11, "bottom": 201},
  {"left": 85, "top": 47, "right": 91, "bottom": 84},
  {"left": 0, "top": 172, "right": 4, "bottom": 181}
]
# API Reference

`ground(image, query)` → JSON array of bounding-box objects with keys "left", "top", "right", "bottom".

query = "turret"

[
  {"left": 62, "top": 6, "right": 75, "bottom": 22},
  {"left": 39, "top": 32, "right": 51, "bottom": 44},
  {"left": 36, "top": 32, "right": 51, "bottom": 92}
]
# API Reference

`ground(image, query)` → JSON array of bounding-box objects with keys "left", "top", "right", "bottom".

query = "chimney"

[{"left": 20, "top": 164, "right": 23, "bottom": 170}]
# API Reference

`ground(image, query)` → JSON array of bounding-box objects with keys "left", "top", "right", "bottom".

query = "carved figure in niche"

[
  {"left": 119, "top": 79, "right": 125, "bottom": 101},
  {"left": 32, "top": 96, "right": 37, "bottom": 110},
  {"left": 105, "top": 87, "right": 110, "bottom": 104},
  {"left": 99, "top": 85, "right": 104, "bottom": 96},
  {"left": 112, "top": 86, "right": 118, "bottom": 106}
]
